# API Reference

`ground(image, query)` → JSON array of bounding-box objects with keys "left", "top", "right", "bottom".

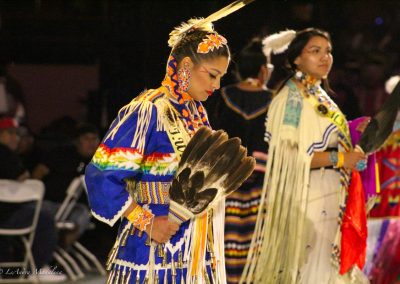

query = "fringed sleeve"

[{"left": 85, "top": 99, "right": 158, "bottom": 226}]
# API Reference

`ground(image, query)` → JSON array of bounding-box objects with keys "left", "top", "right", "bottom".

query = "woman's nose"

[
  {"left": 213, "top": 80, "right": 221, "bottom": 90},
  {"left": 321, "top": 52, "right": 330, "bottom": 61}
]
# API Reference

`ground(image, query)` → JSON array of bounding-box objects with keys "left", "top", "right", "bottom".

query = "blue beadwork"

[
  {"left": 328, "top": 151, "right": 338, "bottom": 167},
  {"left": 356, "top": 159, "right": 367, "bottom": 171}
]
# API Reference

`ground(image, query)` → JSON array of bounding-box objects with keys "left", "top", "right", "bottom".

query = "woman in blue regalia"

[{"left": 83, "top": 4, "right": 249, "bottom": 282}]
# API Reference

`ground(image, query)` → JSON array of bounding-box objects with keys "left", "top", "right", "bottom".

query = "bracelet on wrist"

[
  {"left": 127, "top": 205, "right": 154, "bottom": 232},
  {"left": 328, "top": 151, "right": 338, "bottom": 167},
  {"left": 328, "top": 151, "right": 344, "bottom": 168},
  {"left": 337, "top": 152, "right": 344, "bottom": 168}
]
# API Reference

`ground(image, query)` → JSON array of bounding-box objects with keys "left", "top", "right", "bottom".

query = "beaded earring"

[{"left": 177, "top": 61, "right": 191, "bottom": 93}]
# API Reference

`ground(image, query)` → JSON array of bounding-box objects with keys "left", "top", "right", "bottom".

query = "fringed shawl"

[{"left": 241, "top": 80, "right": 345, "bottom": 283}]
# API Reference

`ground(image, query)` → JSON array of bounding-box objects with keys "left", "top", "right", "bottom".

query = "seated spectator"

[
  {"left": 17, "top": 126, "right": 43, "bottom": 175},
  {"left": 0, "top": 116, "right": 66, "bottom": 282},
  {"left": 0, "top": 117, "right": 29, "bottom": 181},
  {"left": 32, "top": 123, "right": 100, "bottom": 245}
]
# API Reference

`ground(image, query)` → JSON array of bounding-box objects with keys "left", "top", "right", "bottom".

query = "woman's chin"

[{"left": 190, "top": 93, "right": 208, "bottom": 101}]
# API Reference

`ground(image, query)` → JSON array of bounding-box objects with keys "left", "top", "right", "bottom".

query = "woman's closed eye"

[
  {"left": 209, "top": 73, "right": 217, "bottom": 79},
  {"left": 200, "top": 66, "right": 220, "bottom": 80}
]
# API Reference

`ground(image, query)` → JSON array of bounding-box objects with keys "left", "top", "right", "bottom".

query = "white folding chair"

[
  {"left": 53, "top": 176, "right": 106, "bottom": 281},
  {"left": 0, "top": 179, "right": 45, "bottom": 283}
]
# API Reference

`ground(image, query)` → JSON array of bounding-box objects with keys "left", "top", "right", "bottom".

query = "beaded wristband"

[
  {"left": 127, "top": 205, "right": 154, "bottom": 232},
  {"left": 337, "top": 152, "right": 345, "bottom": 168},
  {"left": 329, "top": 151, "right": 344, "bottom": 168}
]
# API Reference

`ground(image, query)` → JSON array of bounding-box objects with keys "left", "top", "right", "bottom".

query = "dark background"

[{"left": 1, "top": 0, "right": 399, "bottom": 132}]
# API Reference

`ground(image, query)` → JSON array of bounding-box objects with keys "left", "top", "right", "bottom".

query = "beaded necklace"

[{"left": 294, "top": 71, "right": 338, "bottom": 116}]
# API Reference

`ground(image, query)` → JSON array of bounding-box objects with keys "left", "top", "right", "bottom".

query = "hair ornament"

[
  {"left": 197, "top": 33, "right": 228, "bottom": 54},
  {"left": 168, "top": 0, "right": 255, "bottom": 48},
  {"left": 168, "top": 18, "right": 213, "bottom": 48},
  {"left": 262, "top": 30, "right": 296, "bottom": 57}
]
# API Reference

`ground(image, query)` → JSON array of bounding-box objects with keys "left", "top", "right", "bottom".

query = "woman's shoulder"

[
  {"left": 273, "top": 80, "right": 302, "bottom": 103},
  {"left": 267, "top": 80, "right": 304, "bottom": 128},
  {"left": 133, "top": 88, "right": 167, "bottom": 105},
  {"left": 114, "top": 88, "right": 170, "bottom": 121}
]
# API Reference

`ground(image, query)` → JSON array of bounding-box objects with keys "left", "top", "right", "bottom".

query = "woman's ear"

[
  {"left": 180, "top": 56, "right": 194, "bottom": 69},
  {"left": 294, "top": 56, "right": 301, "bottom": 67}
]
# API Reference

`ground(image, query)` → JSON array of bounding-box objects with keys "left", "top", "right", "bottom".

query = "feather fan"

[
  {"left": 385, "top": 75, "right": 400, "bottom": 94},
  {"left": 358, "top": 79, "right": 400, "bottom": 154},
  {"left": 169, "top": 127, "right": 255, "bottom": 222}
]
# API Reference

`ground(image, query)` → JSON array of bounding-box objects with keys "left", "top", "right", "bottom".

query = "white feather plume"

[
  {"left": 195, "top": 0, "right": 254, "bottom": 29},
  {"left": 168, "top": 0, "right": 254, "bottom": 48},
  {"left": 168, "top": 18, "right": 214, "bottom": 48},
  {"left": 262, "top": 30, "right": 297, "bottom": 57},
  {"left": 385, "top": 75, "right": 400, "bottom": 94}
]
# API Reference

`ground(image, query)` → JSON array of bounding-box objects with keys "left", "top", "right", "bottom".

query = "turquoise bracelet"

[{"left": 328, "top": 151, "right": 338, "bottom": 167}]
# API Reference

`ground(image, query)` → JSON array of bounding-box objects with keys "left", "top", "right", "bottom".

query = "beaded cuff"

[
  {"left": 168, "top": 200, "right": 195, "bottom": 224},
  {"left": 127, "top": 205, "right": 154, "bottom": 232}
]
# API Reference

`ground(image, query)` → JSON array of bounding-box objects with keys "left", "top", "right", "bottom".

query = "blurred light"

[{"left": 375, "top": 17, "right": 384, "bottom": 25}]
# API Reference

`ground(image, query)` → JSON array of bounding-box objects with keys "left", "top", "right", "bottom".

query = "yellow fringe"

[
  {"left": 190, "top": 213, "right": 208, "bottom": 280},
  {"left": 375, "top": 162, "right": 381, "bottom": 194}
]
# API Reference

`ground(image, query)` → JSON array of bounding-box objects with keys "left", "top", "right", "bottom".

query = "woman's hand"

[
  {"left": 356, "top": 117, "right": 371, "bottom": 133},
  {"left": 146, "top": 216, "right": 179, "bottom": 244},
  {"left": 343, "top": 151, "right": 366, "bottom": 170}
]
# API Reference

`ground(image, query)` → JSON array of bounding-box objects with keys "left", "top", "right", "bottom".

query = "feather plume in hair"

[
  {"left": 168, "top": 0, "right": 255, "bottom": 48},
  {"left": 262, "top": 30, "right": 297, "bottom": 57},
  {"left": 168, "top": 127, "right": 255, "bottom": 224},
  {"left": 193, "top": 0, "right": 255, "bottom": 30},
  {"left": 168, "top": 18, "right": 214, "bottom": 48}
]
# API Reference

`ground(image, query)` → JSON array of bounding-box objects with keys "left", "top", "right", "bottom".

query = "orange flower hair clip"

[{"left": 197, "top": 33, "right": 228, "bottom": 54}]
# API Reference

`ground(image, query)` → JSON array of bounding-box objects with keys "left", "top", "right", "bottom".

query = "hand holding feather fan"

[{"left": 168, "top": 127, "right": 256, "bottom": 224}]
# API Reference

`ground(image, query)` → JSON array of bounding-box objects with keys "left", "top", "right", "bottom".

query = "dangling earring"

[
  {"left": 178, "top": 61, "right": 191, "bottom": 92},
  {"left": 294, "top": 70, "right": 304, "bottom": 81}
]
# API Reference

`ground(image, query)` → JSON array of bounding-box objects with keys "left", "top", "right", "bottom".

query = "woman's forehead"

[
  {"left": 305, "top": 36, "right": 331, "bottom": 48},
  {"left": 201, "top": 56, "right": 229, "bottom": 66}
]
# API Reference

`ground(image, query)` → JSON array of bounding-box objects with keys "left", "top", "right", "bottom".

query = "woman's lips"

[{"left": 206, "top": 90, "right": 213, "bottom": 96}]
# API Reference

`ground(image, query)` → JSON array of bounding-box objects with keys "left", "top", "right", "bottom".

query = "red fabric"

[
  {"left": 370, "top": 142, "right": 400, "bottom": 217},
  {"left": 0, "top": 117, "right": 18, "bottom": 129},
  {"left": 340, "top": 170, "right": 368, "bottom": 274}
]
